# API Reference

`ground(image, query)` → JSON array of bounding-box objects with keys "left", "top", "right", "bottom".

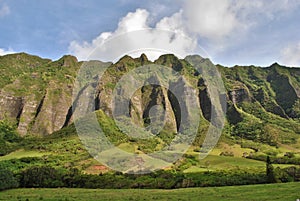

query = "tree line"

[{"left": 1, "top": 159, "right": 299, "bottom": 191}]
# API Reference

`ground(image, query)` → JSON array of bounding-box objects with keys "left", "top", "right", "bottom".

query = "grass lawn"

[
  {"left": 0, "top": 183, "right": 299, "bottom": 201},
  {"left": 196, "top": 155, "right": 265, "bottom": 170},
  {"left": 0, "top": 149, "right": 48, "bottom": 161}
]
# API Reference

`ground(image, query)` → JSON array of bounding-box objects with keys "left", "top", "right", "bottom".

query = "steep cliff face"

[
  {"left": 30, "top": 80, "right": 73, "bottom": 135},
  {"left": 17, "top": 95, "right": 39, "bottom": 135},
  {"left": 0, "top": 53, "right": 79, "bottom": 135},
  {"left": 0, "top": 53, "right": 299, "bottom": 141},
  {"left": 229, "top": 88, "right": 250, "bottom": 104},
  {"left": 219, "top": 64, "right": 300, "bottom": 119},
  {"left": 0, "top": 91, "right": 23, "bottom": 120}
]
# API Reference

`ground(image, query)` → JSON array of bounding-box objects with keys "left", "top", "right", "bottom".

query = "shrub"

[
  {"left": 0, "top": 120, "right": 21, "bottom": 143},
  {"left": 220, "top": 151, "right": 234, "bottom": 157},
  {"left": 284, "top": 152, "right": 295, "bottom": 159},
  {"left": 19, "top": 166, "right": 65, "bottom": 188},
  {"left": 0, "top": 120, "right": 22, "bottom": 156},
  {"left": 0, "top": 165, "right": 19, "bottom": 190}
]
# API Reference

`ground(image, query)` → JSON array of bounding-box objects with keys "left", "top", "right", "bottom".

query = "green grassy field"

[
  {"left": 0, "top": 149, "right": 49, "bottom": 161},
  {"left": 0, "top": 183, "right": 299, "bottom": 201}
]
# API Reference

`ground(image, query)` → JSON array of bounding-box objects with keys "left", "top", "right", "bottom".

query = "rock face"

[
  {"left": 0, "top": 53, "right": 79, "bottom": 135},
  {"left": 229, "top": 88, "right": 250, "bottom": 104},
  {"left": 17, "top": 95, "right": 39, "bottom": 136},
  {"left": 0, "top": 53, "right": 300, "bottom": 136},
  {"left": 30, "top": 81, "right": 73, "bottom": 135},
  {"left": 0, "top": 91, "right": 24, "bottom": 120}
]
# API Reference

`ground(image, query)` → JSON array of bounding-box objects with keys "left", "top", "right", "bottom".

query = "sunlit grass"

[
  {"left": 0, "top": 149, "right": 48, "bottom": 161},
  {"left": 0, "top": 183, "right": 299, "bottom": 201}
]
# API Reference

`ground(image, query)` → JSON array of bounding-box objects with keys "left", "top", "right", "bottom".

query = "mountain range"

[
  {"left": 0, "top": 52, "right": 299, "bottom": 173},
  {"left": 1, "top": 53, "right": 299, "bottom": 135}
]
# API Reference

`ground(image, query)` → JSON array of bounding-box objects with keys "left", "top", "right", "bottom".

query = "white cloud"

[
  {"left": 156, "top": 10, "right": 185, "bottom": 35},
  {"left": 115, "top": 9, "right": 150, "bottom": 33},
  {"left": 0, "top": 48, "right": 14, "bottom": 56},
  {"left": 69, "top": 9, "right": 197, "bottom": 62},
  {"left": 183, "top": 0, "right": 239, "bottom": 40},
  {"left": 178, "top": 0, "right": 300, "bottom": 40},
  {"left": 281, "top": 43, "right": 300, "bottom": 67},
  {"left": 0, "top": 3, "right": 10, "bottom": 17},
  {"left": 155, "top": 0, "right": 256, "bottom": 42},
  {"left": 232, "top": 0, "right": 300, "bottom": 22},
  {"left": 69, "top": 0, "right": 300, "bottom": 62}
]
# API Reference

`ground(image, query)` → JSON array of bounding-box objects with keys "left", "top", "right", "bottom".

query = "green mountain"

[{"left": 0, "top": 52, "right": 299, "bottom": 174}]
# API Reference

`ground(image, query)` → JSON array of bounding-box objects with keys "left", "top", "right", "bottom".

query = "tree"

[
  {"left": 0, "top": 120, "right": 21, "bottom": 156},
  {"left": 0, "top": 120, "right": 20, "bottom": 143},
  {"left": 266, "top": 156, "right": 276, "bottom": 183},
  {"left": 0, "top": 165, "right": 19, "bottom": 190},
  {"left": 19, "top": 166, "right": 64, "bottom": 188}
]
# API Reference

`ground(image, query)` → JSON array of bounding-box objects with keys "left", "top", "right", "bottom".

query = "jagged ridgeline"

[{"left": 0, "top": 53, "right": 299, "bottom": 148}]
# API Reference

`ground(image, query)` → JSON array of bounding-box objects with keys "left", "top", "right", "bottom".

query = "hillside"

[{"left": 0, "top": 52, "right": 300, "bottom": 174}]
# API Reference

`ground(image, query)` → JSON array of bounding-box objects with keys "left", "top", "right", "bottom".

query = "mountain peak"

[
  {"left": 139, "top": 53, "right": 148, "bottom": 63},
  {"left": 270, "top": 62, "right": 281, "bottom": 67},
  {"left": 57, "top": 55, "right": 78, "bottom": 67},
  {"left": 118, "top": 55, "right": 134, "bottom": 62},
  {"left": 154, "top": 54, "right": 183, "bottom": 71},
  {"left": 155, "top": 54, "right": 179, "bottom": 63}
]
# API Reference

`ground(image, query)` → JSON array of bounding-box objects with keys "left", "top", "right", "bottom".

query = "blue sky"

[{"left": 0, "top": 0, "right": 300, "bottom": 67}]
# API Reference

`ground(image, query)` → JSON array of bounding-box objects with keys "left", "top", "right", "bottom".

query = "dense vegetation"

[
  {"left": 0, "top": 53, "right": 299, "bottom": 195},
  {"left": 0, "top": 165, "right": 18, "bottom": 190},
  {"left": 0, "top": 153, "right": 299, "bottom": 191},
  {"left": 0, "top": 120, "right": 21, "bottom": 156},
  {"left": 0, "top": 165, "right": 298, "bottom": 190}
]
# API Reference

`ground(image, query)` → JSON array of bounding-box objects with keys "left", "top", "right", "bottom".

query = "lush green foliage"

[
  {"left": 0, "top": 121, "right": 21, "bottom": 156},
  {"left": 266, "top": 156, "right": 276, "bottom": 183},
  {"left": 0, "top": 165, "right": 18, "bottom": 191},
  {"left": 0, "top": 53, "right": 300, "bottom": 195},
  {"left": 0, "top": 162, "right": 296, "bottom": 190},
  {"left": 19, "top": 166, "right": 65, "bottom": 188}
]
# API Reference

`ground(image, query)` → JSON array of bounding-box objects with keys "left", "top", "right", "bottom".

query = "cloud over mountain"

[
  {"left": 281, "top": 42, "right": 300, "bottom": 67},
  {"left": 69, "top": 9, "right": 197, "bottom": 62},
  {"left": 68, "top": 0, "right": 300, "bottom": 65},
  {"left": 0, "top": 48, "right": 14, "bottom": 56}
]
